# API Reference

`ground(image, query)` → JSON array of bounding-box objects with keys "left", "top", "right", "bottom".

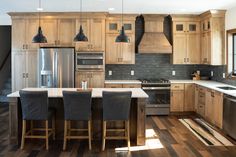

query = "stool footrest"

[{"left": 106, "top": 129, "right": 125, "bottom": 132}]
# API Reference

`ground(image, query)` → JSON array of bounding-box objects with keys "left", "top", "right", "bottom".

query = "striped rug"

[{"left": 179, "top": 118, "right": 235, "bottom": 146}]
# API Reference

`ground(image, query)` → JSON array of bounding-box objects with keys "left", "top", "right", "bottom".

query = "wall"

[
  {"left": 106, "top": 54, "right": 211, "bottom": 80},
  {"left": 0, "top": 26, "right": 11, "bottom": 90}
]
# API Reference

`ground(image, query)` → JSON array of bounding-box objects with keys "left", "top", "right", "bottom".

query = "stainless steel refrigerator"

[{"left": 38, "top": 47, "right": 75, "bottom": 88}]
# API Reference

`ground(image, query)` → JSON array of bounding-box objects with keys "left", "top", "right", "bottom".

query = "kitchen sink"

[{"left": 217, "top": 86, "right": 236, "bottom": 90}]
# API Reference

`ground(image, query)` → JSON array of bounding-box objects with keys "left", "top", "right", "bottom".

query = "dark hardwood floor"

[{"left": 1, "top": 103, "right": 236, "bottom": 157}]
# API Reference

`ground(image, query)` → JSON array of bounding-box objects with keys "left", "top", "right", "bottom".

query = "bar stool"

[
  {"left": 102, "top": 91, "right": 132, "bottom": 151},
  {"left": 19, "top": 90, "right": 56, "bottom": 150},
  {"left": 62, "top": 91, "right": 92, "bottom": 150}
]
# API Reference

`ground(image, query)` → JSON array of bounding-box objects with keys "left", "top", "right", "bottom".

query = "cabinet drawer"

[
  {"left": 171, "top": 84, "right": 184, "bottom": 90},
  {"left": 123, "top": 84, "right": 141, "bottom": 88},
  {"left": 105, "top": 84, "right": 123, "bottom": 88}
]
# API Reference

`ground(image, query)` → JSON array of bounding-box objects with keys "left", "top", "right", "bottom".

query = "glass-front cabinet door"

[
  {"left": 187, "top": 22, "right": 200, "bottom": 33},
  {"left": 173, "top": 22, "right": 186, "bottom": 34}
]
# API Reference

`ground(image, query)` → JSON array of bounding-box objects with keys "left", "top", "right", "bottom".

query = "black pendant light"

[
  {"left": 32, "top": 0, "right": 47, "bottom": 43},
  {"left": 74, "top": 0, "right": 88, "bottom": 42},
  {"left": 115, "top": 0, "right": 129, "bottom": 43}
]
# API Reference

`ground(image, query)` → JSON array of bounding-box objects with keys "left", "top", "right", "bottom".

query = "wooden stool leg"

[
  {"left": 52, "top": 115, "right": 56, "bottom": 140},
  {"left": 102, "top": 121, "right": 106, "bottom": 151},
  {"left": 63, "top": 120, "right": 68, "bottom": 151},
  {"left": 45, "top": 120, "right": 49, "bottom": 150},
  {"left": 88, "top": 120, "right": 92, "bottom": 150},
  {"left": 68, "top": 121, "right": 71, "bottom": 142},
  {"left": 126, "top": 120, "right": 130, "bottom": 150},
  {"left": 20, "top": 120, "right": 26, "bottom": 149},
  {"left": 30, "top": 120, "right": 33, "bottom": 135}
]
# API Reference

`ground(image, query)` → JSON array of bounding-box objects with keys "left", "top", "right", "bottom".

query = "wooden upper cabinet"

[
  {"left": 187, "top": 33, "right": 201, "bottom": 64},
  {"left": 58, "top": 19, "right": 75, "bottom": 46},
  {"left": 106, "top": 34, "right": 135, "bottom": 64},
  {"left": 26, "top": 19, "right": 40, "bottom": 50},
  {"left": 106, "top": 20, "right": 120, "bottom": 34},
  {"left": 41, "top": 19, "right": 58, "bottom": 46},
  {"left": 172, "top": 17, "right": 201, "bottom": 64},
  {"left": 106, "top": 34, "right": 120, "bottom": 64},
  {"left": 75, "top": 71, "right": 104, "bottom": 88},
  {"left": 90, "top": 19, "right": 105, "bottom": 51},
  {"left": 200, "top": 10, "right": 226, "bottom": 65},
  {"left": 173, "top": 34, "right": 187, "bottom": 64},
  {"left": 12, "top": 19, "right": 26, "bottom": 50},
  {"left": 120, "top": 35, "right": 135, "bottom": 64},
  {"left": 76, "top": 18, "right": 105, "bottom": 52},
  {"left": 75, "top": 19, "right": 91, "bottom": 51}
]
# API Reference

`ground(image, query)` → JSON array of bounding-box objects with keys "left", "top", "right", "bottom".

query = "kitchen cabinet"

[
  {"left": 41, "top": 19, "right": 58, "bottom": 46},
  {"left": 172, "top": 19, "right": 201, "bottom": 64},
  {"left": 184, "top": 84, "right": 195, "bottom": 111},
  {"left": 12, "top": 18, "right": 39, "bottom": 50},
  {"left": 106, "top": 34, "right": 135, "bottom": 64},
  {"left": 106, "top": 20, "right": 135, "bottom": 34},
  {"left": 12, "top": 49, "right": 38, "bottom": 92},
  {"left": 171, "top": 83, "right": 195, "bottom": 112},
  {"left": 170, "top": 84, "right": 184, "bottom": 112},
  {"left": 58, "top": 19, "right": 76, "bottom": 46},
  {"left": 105, "top": 83, "right": 141, "bottom": 88},
  {"left": 205, "top": 89, "right": 214, "bottom": 123},
  {"left": 76, "top": 18, "right": 105, "bottom": 52},
  {"left": 75, "top": 71, "right": 104, "bottom": 88},
  {"left": 200, "top": 10, "right": 226, "bottom": 65},
  {"left": 194, "top": 85, "right": 199, "bottom": 112}
]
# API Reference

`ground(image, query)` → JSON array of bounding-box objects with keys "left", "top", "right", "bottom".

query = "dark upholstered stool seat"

[
  {"left": 102, "top": 91, "right": 132, "bottom": 151},
  {"left": 19, "top": 90, "right": 56, "bottom": 150},
  {"left": 62, "top": 91, "right": 92, "bottom": 150}
]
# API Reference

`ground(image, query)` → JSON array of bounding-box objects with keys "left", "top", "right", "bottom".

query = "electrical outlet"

[
  {"left": 223, "top": 73, "right": 226, "bottom": 78},
  {"left": 172, "top": 71, "right": 176, "bottom": 76},
  {"left": 211, "top": 71, "right": 214, "bottom": 77},
  {"left": 108, "top": 71, "right": 112, "bottom": 76},
  {"left": 131, "top": 70, "right": 134, "bottom": 76}
]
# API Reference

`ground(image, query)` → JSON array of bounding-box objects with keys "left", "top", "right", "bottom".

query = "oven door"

[
  {"left": 142, "top": 86, "right": 170, "bottom": 115},
  {"left": 76, "top": 53, "right": 103, "bottom": 70}
]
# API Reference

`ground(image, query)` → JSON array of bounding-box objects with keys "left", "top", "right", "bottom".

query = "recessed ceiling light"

[
  {"left": 37, "top": 7, "right": 43, "bottom": 11},
  {"left": 108, "top": 8, "right": 115, "bottom": 11},
  {"left": 180, "top": 9, "right": 187, "bottom": 12}
]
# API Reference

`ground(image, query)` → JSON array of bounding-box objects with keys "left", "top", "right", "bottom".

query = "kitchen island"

[{"left": 7, "top": 88, "right": 148, "bottom": 146}]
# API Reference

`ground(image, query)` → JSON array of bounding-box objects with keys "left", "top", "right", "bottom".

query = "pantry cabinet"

[
  {"left": 200, "top": 10, "right": 226, "bottom": 65},
  {"left": 172, "top": 17, "right": 201, "bottom": 64},
  {"left": 75, "top": 71, "right": 104, "bottom": 88},
  {"left": 12, "top": 49, "right": 38, "bottom": 92}
]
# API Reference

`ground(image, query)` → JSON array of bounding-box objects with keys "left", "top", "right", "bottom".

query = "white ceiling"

[{"left": 1, "top": 0, "right": 236, "bottom": 24}]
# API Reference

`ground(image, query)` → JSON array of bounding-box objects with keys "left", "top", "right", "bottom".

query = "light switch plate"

[
  {"left": 172, "top": 71, "right": 176, "bottom": 76},
  {"left": 131, "top": 70, "right": 134, "bottom": 76},
  {"left": 197, "top": 70, "right": 200, "bottom": 75},
  {"left": 223, "top": 73, "right": 226, "bottom": 78},
  {"left": 211, "top": 71, "right": 214, "bottom": 77},
  {"left": 108, "top": 71, "right": 112, "bottom": 76}
]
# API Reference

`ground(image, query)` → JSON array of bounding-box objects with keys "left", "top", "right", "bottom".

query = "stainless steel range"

[{"left": 140, "top": 79, "right": 170, "bottom": 116}]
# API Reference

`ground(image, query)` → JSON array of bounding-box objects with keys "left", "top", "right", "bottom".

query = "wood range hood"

[{"left": 139, "top": 15, "right": 172, "bottom": 54}]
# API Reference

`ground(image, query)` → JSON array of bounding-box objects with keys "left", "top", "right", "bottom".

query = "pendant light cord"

[
  {"left": 38, "top": 0, "right": 41, "bottom": 27},
  {"left": 122, "top": 0, "right": 123, "bottom": 27},
  {"left": 80, "top": 0, "right": 82, "bottom": 26}
]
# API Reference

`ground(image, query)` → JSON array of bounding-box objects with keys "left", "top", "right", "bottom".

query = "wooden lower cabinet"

[
  {"left": 170, "top": 83, "right": 194, "bottom": 112},
  {"left": 170, "top": 90, "right": 184, "bottom": 112},
  {"left": 213, "top": 91, "right": 223, "bottom": 128},
  {"left": 184, "top": 84, "right": 195, "bottom": 111},
  {"left": 75, "top": 71, "right": 104, "bottom": 88},
  {"left": 105, "top": 83, "right": 141, "bottom": 88}
]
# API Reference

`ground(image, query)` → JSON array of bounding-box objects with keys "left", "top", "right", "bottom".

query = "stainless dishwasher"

[{"left": 223, "top": 95, "right": 236, "bottom": 140}]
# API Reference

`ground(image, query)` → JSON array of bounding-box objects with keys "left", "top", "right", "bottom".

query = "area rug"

[{"left": 179, "top": 118, "right": 234, "bottom": 146}]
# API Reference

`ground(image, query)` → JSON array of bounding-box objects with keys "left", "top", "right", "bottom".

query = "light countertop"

[
  {"left": 7, "top": 88, "right": 148, "bottom": 98},
  {"left": 170, "top": 80, "right": 236, "bottom": 97},
  {"left": 105, "top": 80, "right": 142, "bottom": 84}
]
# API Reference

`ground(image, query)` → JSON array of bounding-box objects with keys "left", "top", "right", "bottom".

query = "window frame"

[
  {"left": 233, "top": 33, "right": 236, "bottom": 75},
  {"left": 226, "top": 29, "right": 236, "bottom": 79}
]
